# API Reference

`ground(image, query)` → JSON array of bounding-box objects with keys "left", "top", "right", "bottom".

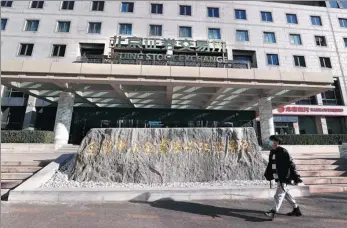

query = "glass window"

[
  {"left": 329, "top": 1, "right": 340, "bottom": 8},
  {"left": 25, "top": 20, "right": 39, "bottom": 32},
  {"left": 149, "top": 24, "right": 162, "bottom": 36},
  {"left": 19, "top": 43, "right": 34, "bottom": 56},
  {"left": 235, "top": 9, "right": 246, "bottom": 20},
  {"left": 179, "top": 5, "right": 191, "bottom": 16},
  {"left": 92, "top": 1, "right": 104, "bottom": 11},
  {"left": 236, "top": 30, "right": 249, "bottom": 41},
  {"left": 289, "top": 34, "right": 302, "bottom": 45},
  {"left": 57, "top": 21, "right": 70, "bottom": 32},
  {"left": 30, "top": 1, "right": 44, "bottom": 9},
  {"left": 264, "top": 32, "right": 276, "bottom": 43},
  {"left": 179, "top": 26, "right": 192, "bottom": 37},
  {"left": 261, "top": 11, "right": 273, "bottom": 22},
  {"left": 321, "top": 78, "right": 343, "bottom": 105},
  {"left": 151, "top": 3, "right": 163, "bottom": 14},
  {"left": 267, "top": 54, "right": 279, "bottom": 65},
  {"left": 344, "top": 38, "right": 347, "bottom": 47},
  {"left": 286, "top": 14, "right": 298, "bottom": 24},
  {"left": 207, "top": 7, "right": 219, "bottom": 18},
  {"left": 315, "top": 36, "right": 327, "bottom": 46},
  {"left": 319, "top": 57, "right": 332, "bottom": 68},
  {"left": 121, "top": 2, "right": 134, "bottom": 13},
  {"left": 61, "top": 1, "right": 74, "bottom": 10},
  {"left": 294, "top": 55, "right": 306, "bottom": 67},
  {"left": 119, "top": 23, "right": 132, "bottom": 35},
  {"left": 208, "top": 28, "right": 221, "bottom": 40},
  {"left": 341, "top": 1, "right": 347, "bottom": 8},
  {"left": 52, "top": 44, "right": 66, "bottom": 57},
  {"left": 88, "top": 22, "right": 101, "bottom": 34},
  {"left": 1, "top": 1, "right": 12, "bottom": 7},
  {"left": 1, "top": 18, "right": 7, "bottom": 30},
  {"left": 339, "top": 18, "right": 347, "bottom": 28},
  {"left": 311, "top": 16, "right": 322, "bottom": 26}
]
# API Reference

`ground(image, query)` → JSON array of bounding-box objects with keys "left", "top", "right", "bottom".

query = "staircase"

[{"left": 1, "top": 144, "right": 79, "bottom": 199}]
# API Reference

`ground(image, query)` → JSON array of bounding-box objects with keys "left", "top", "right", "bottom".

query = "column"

[
  {"left": 316, "top": 116, "right": 329, "bottom": 135},
  {"left": 258, "top": 97, "right": 275, "bottom": 145},
  {"left": 293, "top": 122, "right": 300, "bottom": 134},
  {"left": 22, "top": 96, "right": 37, "bottom": 130},
  {"left": 54, "top": 92, "right": 75, "bottom": 148}
]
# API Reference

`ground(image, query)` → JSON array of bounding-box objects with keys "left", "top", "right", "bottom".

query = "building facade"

[{"left": 1, "top": 1, "right": 346, "bottom": 144}]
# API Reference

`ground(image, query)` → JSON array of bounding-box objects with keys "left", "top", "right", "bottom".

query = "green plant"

[
  {"left": 1, "top": 131, "right": 54, "bottom": 143},
  {"left": 273, "top": 134, "right": 347, "bottom": 145}
]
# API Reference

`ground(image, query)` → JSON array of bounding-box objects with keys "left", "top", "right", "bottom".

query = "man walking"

[{"left": 264, "top": 135, "right": 303, "bottom": 220}]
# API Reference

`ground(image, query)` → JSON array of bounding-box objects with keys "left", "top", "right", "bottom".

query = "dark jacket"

[{"left": 264, "top": 146, "right": 302, "bottom": 184}]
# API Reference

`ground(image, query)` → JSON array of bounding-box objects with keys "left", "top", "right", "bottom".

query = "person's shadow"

[{"left": 130, "top": 194, "right": 272, "bottom": 222}]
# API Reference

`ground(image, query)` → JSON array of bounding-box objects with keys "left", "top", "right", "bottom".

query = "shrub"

[
  {"left": 1, "top": 131, "right": 54, "bottom": 143},
  {"left": 273, "top": 134, "right": 347, "bottom": 145}
]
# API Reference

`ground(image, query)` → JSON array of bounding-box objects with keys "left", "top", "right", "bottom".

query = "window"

[
  {"left": 92, "top": 1, "right": 104, "bottom": 11},
  {"left": 151, "top": 3, "right": 162, "bottom": 14},
  {"left": 294, "top": 55, "right": 306, "bottom": 67},
  {"left": 57, "top": 21, "right": 70, "bottom": 32},
  {"left": 344, "top": 38, "right": 347, "bottom": 47},
  {"left": 88, "top": 22, "right": 101, "bottom": 34},
  {"left": 1, "top": 1, "right": 12, "bottom": 7},
  {"left": 319, "top": 57, "right": 332, "bottom": 68},
  {"left": 267, "top": 54, "right": 279, "bottom": 65},
  {"left": 1, "top": 18, "right": 7, "bottom": 30},
  {"left": 30, "top": 1, "right": 44, "bottom": 9},
  {"left": 52, "top": 44, "right": 66, "bottom": 57},
  {"left": 236, "top": 30, "right": 249, "bottom": 41},
  {"left": 311, "top": 16, "right": 322, "bottom": 26},
  {"left": 25, "top": 20, "right": 39, "bottom": 32},
  {"left": 261, "top": 11, "right": 273, "bottom": 22},
  {"left": 315, "top": 36, "right": 327, "bottom": 46},
  {"left": 19, "top": 43, "right": 34, "bottom": 56},
  {"left": 121, "top": 2, "right": 134, "bottom": 13},
  {"left": 289, "top": 34, "right": 302, "bottom": 45},
  {"left": 264, "top": 32, "right": 276, "bottom": 43},
  {"left": 119, "top": 23, "right": 132, "bottom": 35},
  {"left": 235, "top": 9, "right": 246, "bottom": 20},
  {"left": 208, "top": 28, "right": 221, "bottom": 40},
  {"left": 61, "top": 1, "right": 74, "bottom": 10},
  {"left": 339, "top": 18, "right": 347, "bottom": 28},
  {"left": 329, "top": 1, "right": 347, "bottom": 8},
  {"left": 149, "top": 24, "right": 162, "bottom": 36},
  {"left": 286, "top": 14, "right": 298, "bottom": 24},
  {"left": 179, "top": 26, "right": 192, "bottom": 38},
  {"left": 321, "top": 78, "right": 343, "bottom": 105},
  {"left": 207, "top": 7, "right": 219, "bottom": 18},
  {"left": 180, "top": 5, "right": 191, "bottom": 16}
]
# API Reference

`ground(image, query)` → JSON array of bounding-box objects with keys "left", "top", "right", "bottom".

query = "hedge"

[
  {"left": 274, "top": 134, "right": 347, "bottom": 145},
  {"left": 1, "top": 131, "right": 54, "bottom": 143}
]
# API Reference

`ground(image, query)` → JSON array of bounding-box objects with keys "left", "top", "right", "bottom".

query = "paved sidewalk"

[{"left": 1, "top": 193, "right": 347, "bottom": 228}]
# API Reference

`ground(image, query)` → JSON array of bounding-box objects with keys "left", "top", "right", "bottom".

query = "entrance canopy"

[{"left": 1, "top": 60, "right": 334, "bottom": 110}]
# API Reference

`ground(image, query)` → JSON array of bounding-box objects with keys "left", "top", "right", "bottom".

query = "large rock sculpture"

[{"left": 70, "top": 128, "right": 267, "bottom": 183}]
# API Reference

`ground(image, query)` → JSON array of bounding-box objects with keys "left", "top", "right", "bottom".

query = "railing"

[{"left": 74, "top": 55, "right": 251, "bottom": 69}]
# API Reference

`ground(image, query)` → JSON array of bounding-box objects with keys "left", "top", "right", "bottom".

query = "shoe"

[
  {"left": 287, "top": 207, "right": 302, "bottom": 216},
  {"left": 264, "top": 209, "right": 276, "bottom": 220}
]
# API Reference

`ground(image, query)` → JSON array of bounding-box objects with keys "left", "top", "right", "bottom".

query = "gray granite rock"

[{"left": 70, "top": 128, "right": 267, "bottom": 183}]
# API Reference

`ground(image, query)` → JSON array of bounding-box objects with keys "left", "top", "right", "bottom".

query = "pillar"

[
  {"left": 293, "top": 122, "right": 300, "bottom": 134},
  {"left": 258, "top": 97, "right": 275, "bottom": 145},
  {"left": 54, "top": 92, "right": 75, "bottom": 148},
  {"left": 22, "top": 96, "right": 37, "bottom": 130},
  {"left": 316, "top": 116, "right": 329, "bottom": 135}
]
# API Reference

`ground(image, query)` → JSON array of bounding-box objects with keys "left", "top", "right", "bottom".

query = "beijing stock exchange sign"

[{"left": 109, "top": 36, "right": 229, "bottom": 64}]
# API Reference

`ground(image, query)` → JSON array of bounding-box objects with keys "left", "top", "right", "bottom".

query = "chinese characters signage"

[{"left": 274, "top": 105, "right": 347, "bottom": 116}]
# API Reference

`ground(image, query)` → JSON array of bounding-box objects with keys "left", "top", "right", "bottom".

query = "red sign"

[{"left": 277, "top": 106, "right": 343, "bottom": 113}]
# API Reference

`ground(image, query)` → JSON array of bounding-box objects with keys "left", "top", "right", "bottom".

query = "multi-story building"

[{"left": 1, "top": 1, "right": 345, "bottom": 145}]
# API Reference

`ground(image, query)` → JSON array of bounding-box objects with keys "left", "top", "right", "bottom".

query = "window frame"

[
  {"left": 178, "top": 26, "right": 192, "bottom": 38},
  {"left": 311, "top": 15, "right": 322, "bottom": 26},
  {"left": 121, "top": 2, "right": 134, "bottom": 13},
  {"left": 208, "top": 27, "right": 221, "bottom": 40},
  {"left": 339, "top": 18, "right": 347, "bottom": 28},
  {"left": 266, "top": 53, "right": 280, "bottom": 66},
  {"left": 263, "top": 31, "right": 276, "bottom": 44},
  {"left": 1, "top": 18, "right": 8, "bottom": 31},
  {"left": 88, "top": 22, "right": 102, "bottom": 34},
  {"left": 179, "top": 5, "right": 192, "bottom": 16},
  {"left": 207, "top": 7, "right": 219, "bottom": 18},
  {"left": 235, "top": 9, "right": 247, "bottom": 20},
  {"left": 119, "top": 23, "right": 132, "bottom": 35},
  {"left": 18, "top": 43, "right": 34, "bottom": 56},
  {"left": 24, "top": 19, "right": 40, "bottom": 32},
  {"left": 91, "top": 1, "right": 104, "bottom": 11},
  {"left": 151, "top": 3, "right": 163, "bottom": 14},
  {"left": 319, "top": 57, "right": 332, "bottom": 69},
  {"left": 56, "top": 21, "right": 71, "bottom": 33},
  {"left": 149, "top": 24, "right": 163, "bottom": 37},
  {"left": 51, "top": 44, "right": 67, "bottom": 57},
  {"left": 286, "top": 13, "right": 298, "bottom": 24},
  {"left": 344, "top": 38, "right": 347, "bottom": 47},
  {"left": 61, "top": 1, "right": 74, "bottom": 10},
  {"left": 315, "top": 35, "right": 327, "bottom": 47},
  {"left": 293, "top": 55, "right": 306, "bottom": 68},
  {"left": 30, "top": 1, "right": 44, "bottom": 9},
  {"left": 1, "top": 1, "right": 13, "bottom": 7},
  {"left": 236, "top": 30, "right": 249, "bottom": 42},
  {"left": 289, "top": 34, "right": 302, "bottom": 45},
  {"left": 261, "top": 11, "right": 273, "bottom": 22}
]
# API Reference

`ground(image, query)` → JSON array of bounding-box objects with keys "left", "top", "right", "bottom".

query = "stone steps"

[
  {"left": 302, "top": 177, "right": 347, "bottom": 185},
  {"left": 1, "top": 180, "right": 23, "bottom": 189},
  {"left": 309, "top": 184, "right": 347, "bottom": 194},
  {"left": 1, "top": 161, "right": 42, "bottom": 166},
  {"left": 300, "top": 170, "right": 347, "bottom": 177},
  {"left": 1, "top": 166, "right": 42, "bottom": 173},
  {"left": 295, "top": 159, "right": 347, "bottom": 165},
  {"left": 1, "top": 173, "right": 34, "bottom": 180},
  {"left": 297, "top": 165, "right": 347, "bottom": 171}
]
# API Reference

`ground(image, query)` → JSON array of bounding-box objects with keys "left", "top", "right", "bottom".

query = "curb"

[{"left": 8, "top": 185, "right": 310, "bottom": 202}]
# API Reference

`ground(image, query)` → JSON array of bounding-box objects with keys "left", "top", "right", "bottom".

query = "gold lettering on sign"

[
  {"left": 160, "top": 138, "right": 169, "bottom": 153},
  {"left": 184, "top": 141, "right": 194, "bottom": 153},
  {"left": 240, "top": 140, "right": 251, "bottom": 152},
  {"left": 116, "top": 139, "right": 127, "bottom": 152},
  {"left": 101, "top": 139, "right": 113, "bottom": 154},
  {"left": 228, "top": 139, "right": 239, "bottom": 153},
  {"left": 213, "top": 141, "right": 225, "bottom": 152},
  {"left": 143, "top": 142, "right": 155, "bottom": 154},
  {"left": 132, "top": 143, "right": 141, "bottom": 153},
  {"left": 86, "top": 141, "right": 98, "bottom": 156},
  {"left": 171, "top": 140, "right": 182, "bottom": 152},
  {"left": 202, "top": 142, "right": 211, "bottom": 153}
]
